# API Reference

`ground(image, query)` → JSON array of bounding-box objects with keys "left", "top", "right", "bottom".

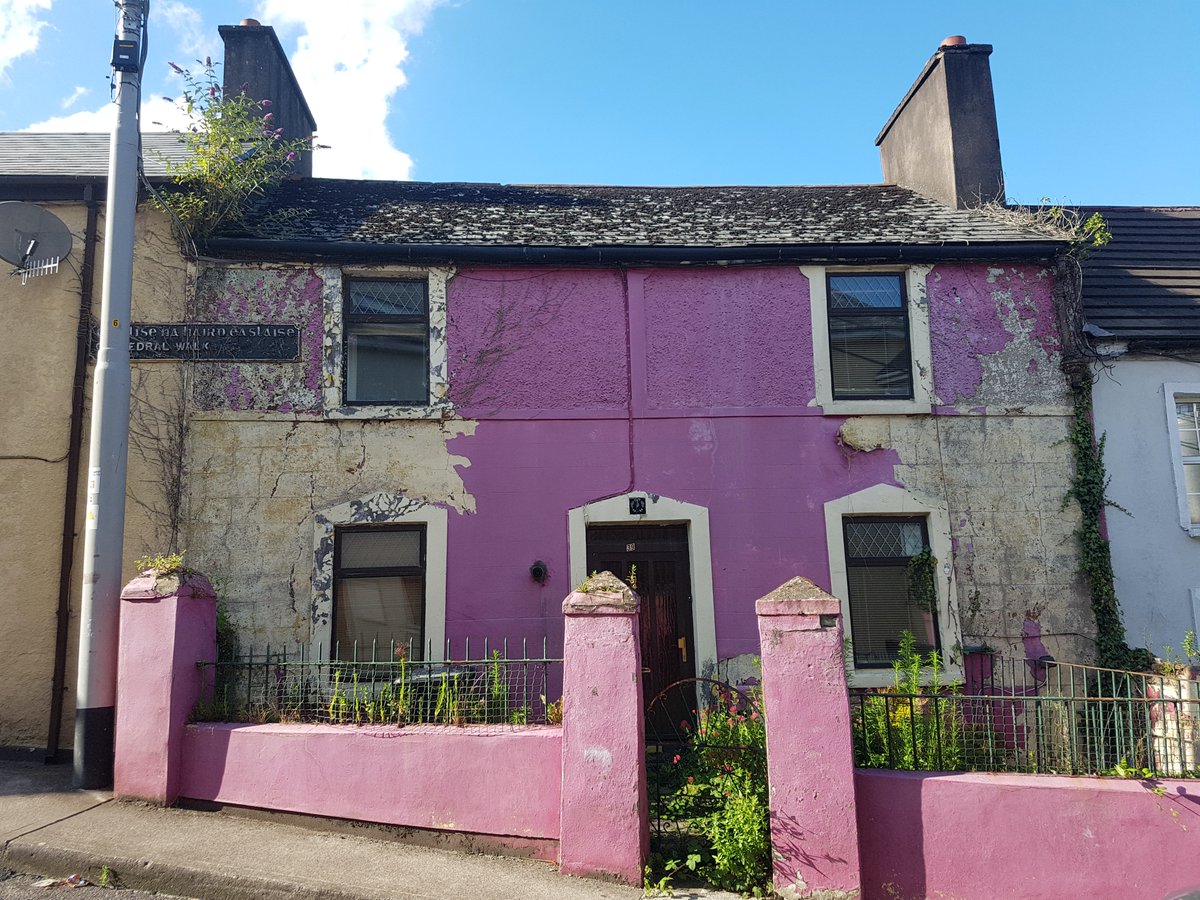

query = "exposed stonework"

[
  {"left": 183, "top": 416, "right": 474, "bottom": 646},
  {"left": 838, "top": 413, "right": 1091, "bottom": 662}
]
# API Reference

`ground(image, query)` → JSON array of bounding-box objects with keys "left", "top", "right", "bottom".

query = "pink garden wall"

[
  {"left": 180, "top": 723, "right": 563, "bottom": 855},
  {"left": 856, "top": 769, "right": 1200, "bottom": 899}
]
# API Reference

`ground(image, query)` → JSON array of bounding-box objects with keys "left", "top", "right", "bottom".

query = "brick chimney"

[
  {"left": 219, "top": 19, "right": 317, "bottom": 177},
  {"left": 876, "top": 37, "right": 1004, "bottom": 209}
]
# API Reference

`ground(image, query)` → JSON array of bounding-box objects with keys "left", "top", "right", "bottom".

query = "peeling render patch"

[
  {"left": 835, "top": 414, "right": 1093, "bottom": 662},
  {"left": 928, "top": 264, "right": 1066, "bottom": 409},
  {"left": 192, "top": 265, "right": 325, "bottom": 413},
  {"left": 322, "top": 266, "right": 454, "bottom": 419},
  {"left": 311, "top": 492, "right": 430, "bottom": 627}
]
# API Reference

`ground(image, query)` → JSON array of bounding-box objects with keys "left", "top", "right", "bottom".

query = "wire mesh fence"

[
  {"left": 194, "top": 638, "right": 563, "bottom": 728},
  {"left": 851, "top": 687, "right": 1200, "bottom": 777}
]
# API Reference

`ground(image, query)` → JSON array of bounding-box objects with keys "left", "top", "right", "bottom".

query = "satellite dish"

[{"left": 0, "top": 202, "right": 73, "bottom": 284}]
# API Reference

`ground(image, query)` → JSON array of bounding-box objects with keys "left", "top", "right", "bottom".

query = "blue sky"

[{"left": 2, "top": 0, "right": 1198, "bottom": 205}]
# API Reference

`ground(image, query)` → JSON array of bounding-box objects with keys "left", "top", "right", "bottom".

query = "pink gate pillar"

[
  {"left": 558, "top": 572, "right": 648, "bottom": 884},
  {"left": 114, "top": 571, "right": 216, "bottom": 805},
  {"left": 756, "top": 577, "right": 860, "bottom": 899}
]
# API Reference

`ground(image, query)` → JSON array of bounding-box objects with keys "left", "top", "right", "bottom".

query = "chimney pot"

[
  {"left": 940, "top": 35, "right": 967, "bottom": 47},
  {"left": 239, "top": 18, "right": 262, "bottom": 27}
]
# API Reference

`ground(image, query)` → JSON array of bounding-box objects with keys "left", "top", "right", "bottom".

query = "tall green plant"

[{"left": 153, "top": 61, "right": 310, "bottom": 241}]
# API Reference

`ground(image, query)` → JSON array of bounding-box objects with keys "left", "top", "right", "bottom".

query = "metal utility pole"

[{"left": 74, "top": 0, "right": 144, "bottom": 789}]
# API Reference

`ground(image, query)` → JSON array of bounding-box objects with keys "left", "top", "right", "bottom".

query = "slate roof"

[
  {"left": 219, "top": 178, "right": 1057, "bottom": 251},
  {"left": 1080, "top": 207, "right": 1200, "bottom": 344},
  {"left": 0, "top": 132, "right": 188, "bottom": 180}
]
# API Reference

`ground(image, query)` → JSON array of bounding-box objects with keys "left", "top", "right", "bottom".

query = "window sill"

[
  {"left": 848, "top": 664, "right": 963, "bottom": 690},
  {"left": 327, "top": 403, "right": 453, "bottom": 421},
  {"left": 820, "top": 399, "right": 932, "bottom": 416}
]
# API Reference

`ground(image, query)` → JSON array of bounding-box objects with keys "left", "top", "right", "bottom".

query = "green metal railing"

[
  {"left": 851, "top": 688, "right": 1200, "bottom": 777},
  {"left": 195, "top": 638, "right": 562, "bottom": 728}
]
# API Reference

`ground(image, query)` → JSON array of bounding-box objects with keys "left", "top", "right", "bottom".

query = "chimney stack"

[
  {"left": 219, "top": 21, "right": 318, "bottom": 177},
  {"left": 876, "top": 38, "right": 1005, "bottom": 209}
]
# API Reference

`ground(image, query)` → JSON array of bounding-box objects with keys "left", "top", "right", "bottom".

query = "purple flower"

[
  {"left": 168, "top": 61, "right": 183, "bottom": 73},
  {"left": 286, "top": 151, "right": 297, "bottom": 161},
  {"left": 261, "top": 98, "right": 272, "bottom": 107},
  {"left": 263, "top": 112, "right": 274, "bottom": 122}
]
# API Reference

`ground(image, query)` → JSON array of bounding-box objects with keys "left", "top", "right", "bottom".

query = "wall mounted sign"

[{"left": 130, "top": 324, "right": 300, "bottom": 361}]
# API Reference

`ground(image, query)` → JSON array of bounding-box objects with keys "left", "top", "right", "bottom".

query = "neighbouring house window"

[
  {"left": 333, "top": 526, "right": 426, "bottom": 656},
  {"left": 344, "top": 279, "right": 429, "bottom": 405},
  {"left": 827, "top": 273, "right": 914, "bottom": 400},
  {"left": 843, "top": 517, "right": 938, "bottom": 668},
  {"left": 1177, "top": 397, "right": 1200, "bottom": 526}
]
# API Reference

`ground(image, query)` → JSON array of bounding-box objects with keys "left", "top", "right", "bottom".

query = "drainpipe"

[{"left": 46, "top": 185, "right": 100, "bottom": 764}]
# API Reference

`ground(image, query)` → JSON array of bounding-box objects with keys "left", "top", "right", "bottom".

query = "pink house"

[{"left": 164, "top": 30, "right": 1095, "bottom": 698}]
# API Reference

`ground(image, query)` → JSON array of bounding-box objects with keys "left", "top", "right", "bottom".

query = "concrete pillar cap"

[
  {"left": 121, "top": 571, "right": 217, "bottom": 603},
  {"left": 755, "top": 577, "right": 841, "bottom": 617},
  {"left": 562, "top": 571, "right": 638, "bottom": 614}
]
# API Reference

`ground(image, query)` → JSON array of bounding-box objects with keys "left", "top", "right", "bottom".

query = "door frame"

[{"left": 569, "top": 492, "right": 717, "bottom": 682}]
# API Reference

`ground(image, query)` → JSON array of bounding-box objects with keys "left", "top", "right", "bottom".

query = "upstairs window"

[
  {"left": 827, "top": 273, "right": 914, "bottom": 401},
  {"left": 1177, "top": 397, "right": 1200, "bottom": 527},
  {"left": 333, "top": 526, "right": 426, "bottom": 657},
  {"left": 843, "top": 517, "right": 938, "bottom": 668},
  {"left": 344, "top": 279, "right": 429, "bottom": 405}
]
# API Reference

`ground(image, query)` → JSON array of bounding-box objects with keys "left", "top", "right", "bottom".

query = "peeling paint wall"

[
  {"left": 928, "top": 264, "right": 1068, "bottom": 411},
  {"left": 837, "top": 414, "right": 1090, "bottom": 662},
  {"left": 175, "top": 260, "right": 1091, "bottom": 671}
]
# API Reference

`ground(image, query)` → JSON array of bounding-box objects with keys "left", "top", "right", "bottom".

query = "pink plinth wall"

[
  {"left": 114, "top": 573, "right": 648, "bottom": 884},
  {"left": 180, "top": 723, "right": 563, "bottom": 845},
  {"left": 114, "top": 572, "right": 216, "bottom": 805},
  {"left": 856, "top": 769, "right": 1200, "bottom": 899},
  {"left": 756, "top": 578, "right": 861, "bottom": 899},
  {"left": 559, "top": 587, "right": 648, "bottom": 884}
]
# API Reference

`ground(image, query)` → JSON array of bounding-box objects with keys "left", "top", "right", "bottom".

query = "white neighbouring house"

[{"left": 1084, "top": 207, "right": 1200, "bottom": 652}]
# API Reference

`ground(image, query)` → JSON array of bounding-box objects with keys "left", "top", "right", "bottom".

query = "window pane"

[
  {"left": 347, "top": 324, "right": 427, "bottom": 403},
  {"left": 1186, "top": 464, "right": 1200, "bottom": 525},
  {"left": 829, "top": 274, "right": 903, "bottom": 310},
  {"left": 846, "top": 520, "right": 925, "bottom": 559},
  {"left": 334, "top": 575, "right": 423, "bottom": 653},
  {"left": 829, "top": 314, "right": 912, "bottom": 399},
  {"left": 1182, "top": 428, "right": 1200, "bottom": 457},
  {"left": 349, "top": 281, "right": 426, "bottom": 317},
  {"left": 1178, "top": 402, "right": 1198, "bottom": 431},
  {"left": 340, "top": 529, "right": 421, "bottom": 569},
  {"left": 847, "top": 566, "right": 938, "bottom": 668}
]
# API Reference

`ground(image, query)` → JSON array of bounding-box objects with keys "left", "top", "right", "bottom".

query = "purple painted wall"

[
  {"left": 856, "top": 769, "right": 1200, "bottom": 899},
  {"left": 441, "top": 264, "right": 1054, "bottom": 658}
]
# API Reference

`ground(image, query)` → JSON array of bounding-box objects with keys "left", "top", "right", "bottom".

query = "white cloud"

[
  {"left": 156, "top": 0, "right": 218, "bottom": 66},
  {"left": 23, "top": 94, "right": 191, "bottom": 133},
  {"left": 256, "top": 0, "right": 443, "bottom": 179},
  {"left": 0, "top": 0, "right": 53, "bottom": 81},
  {"left": 60, "top": 85, "right": 89, "bottom": 109}
]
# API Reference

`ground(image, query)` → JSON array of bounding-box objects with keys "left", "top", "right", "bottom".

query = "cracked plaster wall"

[{"left": 182, "top": 264, "right": 472, "bottom": 647}]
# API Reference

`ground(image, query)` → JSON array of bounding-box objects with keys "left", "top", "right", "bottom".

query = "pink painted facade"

[
  {"left": 185, "top": 256, "right": 1087, "bottom": 686},
  {"left": 856, "top": 769, "right": 1200, "bottom": 900}
]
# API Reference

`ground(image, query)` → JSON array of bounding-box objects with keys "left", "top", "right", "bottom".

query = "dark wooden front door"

[{"left": 586, "top": 523, "right": 695, "bottom": 710}]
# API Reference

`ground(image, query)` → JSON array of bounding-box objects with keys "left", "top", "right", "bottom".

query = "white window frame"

[
  {"left": 1165, "top": 383, "right": 1200, "bottom": 538},
  {"left": 312, "top": 493, "right": 447, "bottom": 661},
  {"left": 803, "top": 265, "right": 933, "bottom": 415},
  {"left": 567, "top": 492, "right": 718, "bottom": 682},
  {"left": 824, "top": 483, "right": 960, "bottom": 688},
  {"left": 321, "top": 265, "right": 453, "bottom": 419}
]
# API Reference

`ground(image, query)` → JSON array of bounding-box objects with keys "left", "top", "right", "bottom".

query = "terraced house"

[{"left": 1, "top": 28, "right": 1098, "bottom": 757}]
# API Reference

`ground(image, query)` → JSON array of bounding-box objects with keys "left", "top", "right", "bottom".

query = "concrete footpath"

[{"left": 0, "top": 759, "right": 692, "bottom": 900}]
